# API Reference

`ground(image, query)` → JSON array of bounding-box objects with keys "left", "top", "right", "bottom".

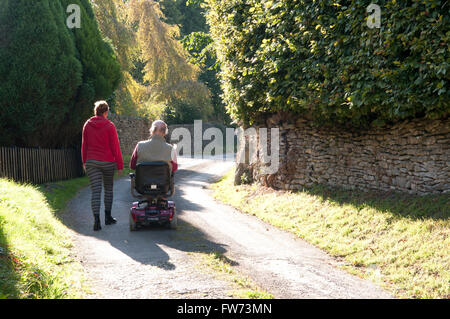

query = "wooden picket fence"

[{"left": 0, "top": 146, "right": 83, "bottom": 184}]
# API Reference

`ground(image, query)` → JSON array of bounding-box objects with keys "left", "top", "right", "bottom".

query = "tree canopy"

[
  {"left": 92, "top": 0, "right": 213, "bottom": 122},
  {"left": 158, "top": 0, "right": 231, "bottom": 124},
  {"left": 159, "top": 0, "right": 208, "bottom": 37}
]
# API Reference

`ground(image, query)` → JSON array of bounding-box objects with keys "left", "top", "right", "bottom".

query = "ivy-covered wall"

[{"left": 206, "top": 0, "right": 449, "bottom": 127}]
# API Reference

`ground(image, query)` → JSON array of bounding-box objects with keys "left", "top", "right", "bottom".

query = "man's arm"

[
  {"left": 130, "top": 144, "right": 138, "bottom": 170},
  {"left": 171, "top": 147, "right": 178, "bottom": 172}
]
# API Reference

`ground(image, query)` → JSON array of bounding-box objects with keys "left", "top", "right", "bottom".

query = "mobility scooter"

[{"left": 129, "top": 161, "right": 177, "bottom": 231}]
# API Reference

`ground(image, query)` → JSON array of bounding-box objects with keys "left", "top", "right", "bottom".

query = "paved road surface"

[{"left": 63, "top": 157, "right": 392, "bottom": 299}]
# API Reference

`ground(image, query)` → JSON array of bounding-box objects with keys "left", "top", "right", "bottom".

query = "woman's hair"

[
  {"left": 94, "top": 100, "right": 109, "bottom": 116},
  {"left": 150, "top": 120, "right": 168, "bottom": 136}
]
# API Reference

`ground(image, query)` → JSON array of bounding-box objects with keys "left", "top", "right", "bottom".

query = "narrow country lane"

[{"left": 63, "top": 157, "right": 392, "bottom": 299}]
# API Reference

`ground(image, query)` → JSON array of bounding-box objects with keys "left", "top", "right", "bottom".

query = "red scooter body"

[{"left": 129, "top": 200, "right": 177, "bottom": 230}]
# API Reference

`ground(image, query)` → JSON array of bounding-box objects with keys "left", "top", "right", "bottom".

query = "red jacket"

[{"left": 81, "top": 116, "right": 123, "bottom": 170}]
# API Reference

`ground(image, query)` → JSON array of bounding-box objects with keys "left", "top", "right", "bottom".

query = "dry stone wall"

[
  {"left": 248, "top": 115, "right": 450, "bottom": 195},
  {"left": 108, "top": 114, "right": 150, "bottom": 156}
]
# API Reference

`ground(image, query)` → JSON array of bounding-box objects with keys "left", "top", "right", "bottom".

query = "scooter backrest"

[{"left": 135, "top": 161, "right": 171, "bottom": 195}]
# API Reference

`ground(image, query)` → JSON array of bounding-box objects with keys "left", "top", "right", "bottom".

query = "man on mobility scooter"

[{"left": 129, "top": 120, "right": 178, "bottom": 231}]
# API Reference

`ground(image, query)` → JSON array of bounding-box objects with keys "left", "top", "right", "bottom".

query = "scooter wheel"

[
  {"left": 130, "top": 214, "right": 137, "bottom": 231},
  {"left": 166, "top": 210, "right": 177, "bottom": 230}
]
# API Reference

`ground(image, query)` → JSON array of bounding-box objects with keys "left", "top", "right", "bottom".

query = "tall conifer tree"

[
  {"left": 0, "top": 0, "right": 121, "bottom": 147},
  {"left": 0, "top": 0, "right": 82, "bottom": 146}
]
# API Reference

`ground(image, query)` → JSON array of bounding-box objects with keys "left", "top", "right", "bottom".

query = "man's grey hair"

[{"left": 150, "top": 120, "right": 168, "bottom": 136}]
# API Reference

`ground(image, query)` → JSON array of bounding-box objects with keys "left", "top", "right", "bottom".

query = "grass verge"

[
  {"left": 0, "top": 177, "right": 89, "bottom": 298},
  {"left": 211, "top": 168, "right": 450, "bottom": 299},
  {"left": 0, "top": 154, "right": 131, "bottom": 299}
]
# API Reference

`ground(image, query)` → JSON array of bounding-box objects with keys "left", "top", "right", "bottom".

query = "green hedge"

[
  {"left": 0, "top": 0, "right": 120, "bottom": 148},
  {"left": 205, "top": 0, "right": 449, "bottom": 127}
]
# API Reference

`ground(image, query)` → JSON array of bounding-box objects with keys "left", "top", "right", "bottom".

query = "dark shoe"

[
  {"left": 105, "top": 210, "right": 117, "bottom": 225},
  {"left": 94, "top": 215, "right": 101, "bottom": 231}
]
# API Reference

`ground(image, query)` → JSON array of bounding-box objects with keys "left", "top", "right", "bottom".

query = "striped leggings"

[{"left": 85, "top": 160, "right": 116, "bottom": 216}]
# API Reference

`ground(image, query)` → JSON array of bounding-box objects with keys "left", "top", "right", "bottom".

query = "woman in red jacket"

[{"left": 82, "top": 101, "right": 123, "bottom": 231}]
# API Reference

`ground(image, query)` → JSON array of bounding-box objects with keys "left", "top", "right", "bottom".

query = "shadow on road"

[{"left": 62, "top": 166, "right": 232, "bottom": 271}]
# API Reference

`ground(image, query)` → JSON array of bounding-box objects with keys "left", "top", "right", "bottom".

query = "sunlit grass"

[
  {"left": 0, "top": 178, "right": 87, "bottom": 298},
  {"left": 211, "top": 169, "right": 450, "bottom": 299},
  {"left": 0, "top": 153, "right": 133, "bottom": 299}
]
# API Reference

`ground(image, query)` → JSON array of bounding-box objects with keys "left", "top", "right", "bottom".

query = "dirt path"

[{"left": 63, "top": 157, "right": 392, "bottom": 299}]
